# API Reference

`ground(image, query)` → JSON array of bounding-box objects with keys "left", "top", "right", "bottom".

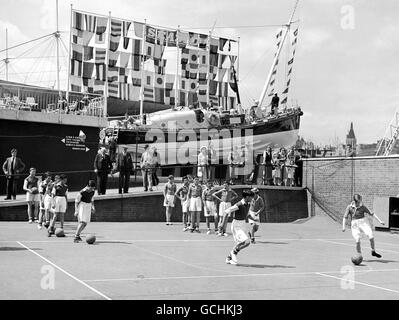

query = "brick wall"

[
  {"left": 303, "top": 156, "right": 399, "bottom": 221},
  {"left": 0, "top": 187, "right": 308, "bottom": 223}
]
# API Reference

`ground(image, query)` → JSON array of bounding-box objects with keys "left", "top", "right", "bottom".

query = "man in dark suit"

[
  {"left": 116, "top": 147, "right": 133, "bottom": 194},
  {"left": 271, "top": 93, "right": 280, "bottom": 115},
  {"left": 2, "top": 148, "right": 25, "bottom": 200},
  {"left": 93, "top": 147, "right": 111, "bottom": 195}
]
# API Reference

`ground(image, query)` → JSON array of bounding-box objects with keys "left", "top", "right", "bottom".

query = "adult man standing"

[
  {"left": 140, "top": 145, "right": 152, "bottom": 192},
  {"left": 3, "top": 148, "right": 25, "bottom": 200},
  {"left": 116, "top": 147, "right": 133, "bottom": 194},
  {"left": 93, "top": 147, "right": 111, "bottom": 195},
  {"left": 271, "top": 93, "right": 280, "bottom": 115}
]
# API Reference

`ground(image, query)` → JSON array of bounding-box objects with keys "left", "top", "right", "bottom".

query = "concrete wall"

[
  {"left": 303, "top": 155, "right": 399, "bottom": 221},
  {"left": 0, "top": 187, "right": 308, "bottom": 223}
]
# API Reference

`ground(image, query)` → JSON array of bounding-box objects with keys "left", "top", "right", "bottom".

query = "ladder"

[{"left": 376, "top": 106, "right": 399, "bottom": 156}]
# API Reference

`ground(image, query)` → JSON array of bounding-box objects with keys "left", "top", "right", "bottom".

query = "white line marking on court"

[
  {"left": 318, "top": 239, "right": 399, "bottom": 255},
  {"left": 83, "top": 268, "right": 399, "bottom": 283},
  {"left": 17, "top": 241, "right": 112, "bottom": 300},
  {"left": 316, "top": 272, "right": 399, "bottom": 295}
]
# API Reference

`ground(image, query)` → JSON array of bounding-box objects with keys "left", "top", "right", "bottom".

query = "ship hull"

[{"left": 0, "top": 110, "right": 106, "bottom": 194}]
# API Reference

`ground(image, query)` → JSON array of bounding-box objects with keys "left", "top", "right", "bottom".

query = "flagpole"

[
  {"left": 206, "top": 30, "right": 212, "bottom": 107},
  {"left": 104, "top": 11, "right": 112, "bottom": 117},
  {"left": 257, "top": 0, "right": 299, "bottom": 108},
  {"left": 174, "top": 25, "right": 180, "bottom": 109},
  {"left": 5, "top": 28, "right": 9, "bottom": 81},
  {"left": 139, "top": 19, "right": 147, "bottom": 122},
  {"left": 66, "top": 4, "right": 73, "bottom": 102},
  {"left": 55, "top": 0, "right": 61, "bottom": 97}
]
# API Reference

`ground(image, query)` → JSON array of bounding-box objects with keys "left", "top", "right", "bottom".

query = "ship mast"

[
  {"left": 5, "top": 28, "right": 9, "bottom": 81},
  {"left": 55, "top": 0, "right": 61, "bottom": 96},
  {"left": 258, "top": 0, "right": 299, "bottom": 108}
]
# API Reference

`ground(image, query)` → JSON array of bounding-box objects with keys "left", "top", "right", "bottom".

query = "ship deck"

[{"left": 1, "top": 214, "right": 399, "bottom": 300}]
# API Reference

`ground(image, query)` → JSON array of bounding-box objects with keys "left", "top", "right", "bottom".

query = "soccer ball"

[{"left": 351, "top": 254, "right": 363, "bottom": 266}]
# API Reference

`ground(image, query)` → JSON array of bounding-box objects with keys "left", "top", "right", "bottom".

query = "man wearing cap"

[
  {"left": 116, "top": 147, "right": 133, "bottom": 194},
  {"left": 271, "top": 93, "right": 279, "bottom": 115},
  {"left": 248, "top": 188, "right": 264, "bottom": 244},
  {"left": 3, "top": 148, "right": 25, "bottom": 200},
  {"left": 94, "top": 147, "right": 112, "bottom": 195}
]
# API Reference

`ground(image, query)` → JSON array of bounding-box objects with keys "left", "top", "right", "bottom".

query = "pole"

[
  {"left": 5, "top": 28, "right": 9, "bottom": 81},
  {"left": 139, "top": 19, "right": 147, "bottom": 122},
  {"left": 206, "top": 30, "right": 212, "bottom": 107},
  {"left": 174, "top": 25, "right": 180, "bottom": 109},
  {"left": 104, "top": 11, "right": 112, "bottom": 118},
  {"left": 66, "top": 4, "right": 73, "bottom": 102},
  {"left": 55, "top": 0, "right": 60, "bottom": 96},
  {"left": 258, "top": 0, "right": 299, "bottom": 108}
]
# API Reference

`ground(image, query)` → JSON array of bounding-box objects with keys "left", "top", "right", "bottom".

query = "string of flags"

[{"left": 69, "top": 10, "right": 238, "bottom": 109}]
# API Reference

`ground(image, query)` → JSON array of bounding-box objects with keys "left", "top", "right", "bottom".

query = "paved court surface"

[{"left": 1, "top": 214, "right": 399, "bottom": 300}]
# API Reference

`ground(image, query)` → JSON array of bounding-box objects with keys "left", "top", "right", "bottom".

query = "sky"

[{"left": 0, "top": 0, "right": 399, "bottom": 146}]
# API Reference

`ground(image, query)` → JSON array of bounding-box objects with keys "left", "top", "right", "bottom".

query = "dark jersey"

[
  {"left": 54, "top": 182, "right": 68, "bottom": 197},
  {"left": 79, "top": 188, "right": 95, "bottom": 203},
  {"left": 345, "top": 203, "right": 372, "bottom": 221},
  {"left": 229, "top": 199, "right": 251, "bottom": 221}
]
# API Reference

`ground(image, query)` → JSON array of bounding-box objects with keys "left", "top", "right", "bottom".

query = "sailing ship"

[{"left": 0, "top": 0, "right": 302, "bottom": 192}]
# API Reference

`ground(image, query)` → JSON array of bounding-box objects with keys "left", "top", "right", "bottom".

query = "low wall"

[
  {"left": 303, "top": 155, "right": 399, "bottom": 221},
  {"left": 0, "top": 186, "right": 308, "bottom": 223}
]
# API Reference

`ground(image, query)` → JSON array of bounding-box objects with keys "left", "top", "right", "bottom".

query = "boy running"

[
  {"left": 342, "top": 194, "right": 384, "bottom": 258},
  {"left": 38, "top": 172, "right": 53, "bottom": 229},
  {"left": 187, "top": 176, "right": 203, "bottom": 233},
  {"left": 213, "top": 182, "right": 238, "bottom": 236},
  {"left": 225, "top": 190, "right": 254, "bottom": 265},
  {"left": 48, "top": 174, "right": 68, "bottom": 237},
  {"left": 74, "top": 180, "right": 96, "bottom": 243},
  {"left": 23, "top": 168, "right": 40, "bottom": 224},
  {"left": 175, "top": 176, "right": 190, "bottom": 231},
  {"left": 202, "top": 180, "right": 218, "bottom": 235},
  {"left": 248, "top": 188, "right": 264, "bottom": 244},
  {"left": 163, "top": 175, "right": 177, "bottom": 225}
]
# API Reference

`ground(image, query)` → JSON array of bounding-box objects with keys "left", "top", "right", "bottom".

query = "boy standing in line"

[
  {"left": 213, "top": 182, "right": 238, "bottom": 236},
  {"left": 202, "top": 180, "right": 218, "bottom": 235},
  {"left": 187, "top": 177, "right": 203, "bottom": 233},
  {"left": 164, "top": 175, "right": 177, "bottom": 225},
  {"left": 175, "top": 176, "right": 190, "bottom": 231},
  {"left": 23, "top": 168, "right": 40, "bottom": 224},
  {"left": 48, "top": 174, "right": 68, "bottom": 236}
]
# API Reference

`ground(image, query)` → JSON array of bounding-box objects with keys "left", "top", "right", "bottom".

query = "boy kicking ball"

[
  {"left": 342, "top": 194, "right": 384, "bottom": 258},
  {"left": 74, "top": 180, "right": 96, "bottom": 243},
  {"left": 225, "top": 190, "right": 254, "bottom": 265}
]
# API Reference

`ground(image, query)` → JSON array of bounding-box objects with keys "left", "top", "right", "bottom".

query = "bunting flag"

[
  {"left": 294, "top": 28, "right": 299, "bottom": 37},
  {"left": 109, "top": 34, "right": 121, "bottom": 52},
  {"left": 134, "top": 22, "right": 144, "bottom": 38},
  {"left": 146, "top": 25, "right": 156, "bottom": 44},
  {"left": 268, "top": 88, "right": 274, "bottom": 97},
  {"left": 180, "top": 48, "right": 189, "bottom": 64},
  {"left": 119, "top": 83, "right": 130, "bottom": 100},
  {"left": 209, "top": 66, "right": 218, "bottom": 80},
  {"left": 131, "top": 70, "right": 142, "bottom": 87},
  {"left": 179, "top": 89, "right": 187, "bottom": 106},
  {"left": 70, "top": 75, "right": 82, "bottom": 92},
  {"left": 178, "top": 30, "right": 188, "bottom": 48},
  {"left": 219, "top": 38, "right": 228, "bottom": 51},
  {"left": 143, "top": 86, "right": 154, "bottom": 102},
  {"left": 123, "top": 21, "right": 131, "bottom": 37},
  {"left": 156, "top": 29, "right": 167, "bottom": 46},
  {"left": 154, "top": 44, "right": 164, "bottom": 59},
  {"left": 165, "top": 74, "right": 175, "bottom": 90},
  {"left": 282, "top": 87, "right": 289, "bottom": 94},
  {"left": 287, "top": 68, "right": 292, "bottom": 76},
  {"left": 108, "top": 82, "right": 119, "bottom": 98},
  {"left": 154, "top": 58, "right": 167, "bottom": 75},
  {"left": 111, "top": 19, "right": 122, "bottom": 36},
  {"left": 123, "top": 37, "right": 130, "bottom": 50},
  {"left": 82, "top": 62, "right": 94, "bottom": 79},
  {"left": 288, "top": 57, "right": 294, "bottom": 65},
  {"left": 154, "top": 73, "right": 165, "bottom": 88},
  {"left": 72, "top": 28, "right": 82, "bottom": 44},
  {"left": 209, "top": 37, "right": 218, "bottom": 54},
  {"left": 84, "top": 14, "right": 96, "bottom": 33},
  {"left": 94, "top": 64, "right": 106, "bottom": 81},
  {"left": 209, "top": 95, "right": 218, "bottom": 106},
  {"left": 199, "top": 52, "right": 208, "bottom": 65},
  {"left": 210, "top": 53, "right": 219, "bottom": 67},
  {"left": 280, "top": 97, "right": 287, "bottom": 104},
  {"left": 70, "top": 59, "right": 82, "bottom": 77},
  {"left": 276, "top": 29, "right": 283, "bottom": 39},
  {"left": 95, "top": 48, "right": 106, "bottom": 64},
  {"left": 281, "top": 27, "right": 299, "bottom": 106},
  {"left": 118, "top": 52, "right": 131, "bottom": 68},
  {"left": 198, "top": 65, "right": 208, "bottom": 80},
  {"left": 83, "top": 46, "right": 94, "bottom": 61},
  {"left": 83, "top": 78, "right": 94, "bottom": 93},
  {"left": 189, "top": 50, "right": 199, "bottom": 64},
  {"left": 131, "top": 54, "right": 142, "bottom": 71},
  {"left": 164, "top": 88, "right": 175, "bottom": 106},
  {"left": 119, "top": 67, "right": 129, "bottom": 83},
  {"left": 72, "top": 43, "right": 83, "bottom": 62},
  {"left": 73, "top": 12, "right": 84, "bottom": 31},
  {"left": 144, "top": 71, "right": 154, "bottom": 87},
  {"left": 94, "top": 80, "right": 105, "bottom": 95},
  {"left": 218, "top": 68, "right": 228, "bottom": 82},
  {"left": 95, "top": 33, "right": 105, "bottom": 45},
  {"left": 132, "top": 39, "right": 142, "bottom": 55},
  {"left": 218, "top": 81, "right": 228, "bottom": 97},
  {"left": 108, "top": 51, "right": 119, "bottom": 67},
  {"left": 154, "top": 87, "right": 165, "bottom": 104},
  {"left": 108, "top": 66, "right": 119, "bottom": 82},
  {"left": 218, "top": 54, "right": 228, "bottom": 68},
  {"left": 145, "top": 42, "right": 155, "bottom": 57},
  {"left": 198, "top": 34, "right": 208, "bottom": 49},
  {"left": 167, "top": 31, "right": 177, "bottom": 47},
  {"left": 188, "top": 32, "right": 199, "bottom": 47},
  {"left": 129, "top": 85, "right": 141, "bottom": 101},
  {"left": 208, "top": 80, "right": 218, "bottom": 96},
  {"left": 96, "top": 17, "right": 108, "bottom": 35}
]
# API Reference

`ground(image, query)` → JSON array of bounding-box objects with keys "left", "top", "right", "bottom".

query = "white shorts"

[
  {"left": 351, "top": 218, "right": 373, "bottom": 242},
  {"left": 181, "top": 199, "right": 190, "bottom": 213},
  {"left": 164, "top": 195, "right": 175, "bottom": 207},
  {"left": 26, "top": 192, "right": 40, "bottom": 202},
  {"left": 248, "top": 210, "right": 260, "bottom": 225},
  {"left": 78, "top": 202, "right": 92, "bottom": 223},
  {"left": 54, "top": 196, "right": 67, "bottom": 213},
  {"left": 231, "top": 219, "right": 249, "bottom": 244},
  {"left": 189, "top": 197, "right": 202, "bottom": 212},
  {"left": 43, "top": 194, "right": 53, "bottom": 210},
  {"left": 219, "top": 202, "right": 232, "bottom": 217},
  {"left": 204, "top": 201, "right": 217, "bottom": 217}
]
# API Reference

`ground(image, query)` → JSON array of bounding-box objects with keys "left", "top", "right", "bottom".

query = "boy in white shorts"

[
  {"left": 48, "top": 174, "right": 68, "bottom": 237},
  {"left": 23, "top": 168, "right": 40, "bottom": 224},
  {"left": 187, "top": 176, "right": 203, "bottom": 233},
  {"left": 248, "top": 188, "right": 264, "bottom": 244},
  {"left": 213, "top": 182, "right": 238, "bottom": 236},
  {"left": 38, "top": 172, "right": 53, "bottom": 229},
  {"left": 225, "top": 190, "right": 254, "bottom": 265},
  {"left": 202, "top": 180, "right": 218, "bottom": 234},
  {"left": 74, "top": 180, "right": 96, "bottom": 243},
  {"left": 175, "top": 176, "right": 190, "bottom": 231},
  {"left": 163, "top": 175, "right": 177, "bottom": 225},
  {"left": 342, "top": 194, "right": 384, "bottom": 258}
]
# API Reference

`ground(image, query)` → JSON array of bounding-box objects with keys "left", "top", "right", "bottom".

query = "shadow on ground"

[
  {"left": 237, "top": 263, "right": 296, "bottom": 269},
  {"left": 0, "top": 247, "right": 42, "bottom": 251}
]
